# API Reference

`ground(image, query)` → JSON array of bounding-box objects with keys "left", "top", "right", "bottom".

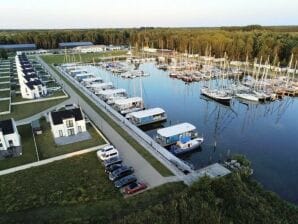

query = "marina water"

[{"left": 89, "top": 62, "right": 298, "bottom": 204}]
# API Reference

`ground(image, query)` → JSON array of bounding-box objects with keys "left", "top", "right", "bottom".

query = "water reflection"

[{"left": 87, "top": 62, "right": 298, "bottom": 204}]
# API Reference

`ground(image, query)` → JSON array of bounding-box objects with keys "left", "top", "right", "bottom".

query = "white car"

[{"left": 97, "top": 145, "right": 119, "bottom": 161}]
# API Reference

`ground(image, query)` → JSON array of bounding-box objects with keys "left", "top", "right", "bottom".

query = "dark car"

[
  {"left": 109, "top": 166, "right": 134, "bottom": 181},
  {"left": 103, "top": 156, "right": 122, "bottom": 168},
  {"left": 114, "top": 175, "right": 137, "bottom": 188},
  {"left": 105, "top": 164, "right": 122, "bottom": 174},
  {"left": 124, "top": 182, "right": 147, "bottom": 195}
]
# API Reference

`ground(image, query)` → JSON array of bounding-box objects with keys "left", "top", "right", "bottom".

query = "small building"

[
  {"left": 0, "top": 44, "right": 37, "bottom": 51},
  {"left": 143, "top": 47, "right": 157, "bottom": 53},
  {"left": 49, "top": 108, "right": 86, "bottom": 138},
  {"left": 0, "top": 119, "right": 21, "bottom": 151},
  {"left": 58, "top": 42, "right": 93, "bottom": 49},
  {"left": 74, "top": 45, "right": 107, "bottom": 53}
]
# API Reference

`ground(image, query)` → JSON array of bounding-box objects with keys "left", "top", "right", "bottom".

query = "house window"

[
  {"left": 78, "top": 126, "right": 82, "bottom": 133},
  {"left": 59, "top": 130, "right": 63, "bottom": 137},
  {"left": 0, "top": 143, "right": 3, "bottom": 148},
  {"left": 66, "top": 120, "right": 74, "bottom": 128},
  {"left": 67, "top": 128, "right": 75, "bottom": 136}
]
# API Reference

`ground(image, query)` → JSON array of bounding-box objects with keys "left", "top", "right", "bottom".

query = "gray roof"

[
  {"left": 0, "top": 44, "right": 36, "bottom": 50},
  {"left": 58, "top": 42, "right": 93, "bottom": 48}
]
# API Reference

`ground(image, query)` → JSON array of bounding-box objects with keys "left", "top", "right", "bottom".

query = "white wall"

[
  {"left": 0, "top": 124, "right": 21, "bottom": 151},
  {"left": 50, "top": 117, "right": 87, "bottom": 138}
]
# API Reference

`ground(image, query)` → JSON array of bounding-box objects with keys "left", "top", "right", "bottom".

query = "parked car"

[
  {"left": 109, "top": 166, "right": 134, "bottom": 181},
  {"left": 114, "top": 175, "right": 137, "bottom": 188},
  {"left": 105, "top": 164, "right": 123, "bottom": 174},
  {"left": 124, "top": 182, "right": 147, "bottom": 194},
  {"left": 97, "top": 145, "right": 119, "bottom": 161},
  {"left": 103, "top": 156, "right": 122, "bottom": 168}
]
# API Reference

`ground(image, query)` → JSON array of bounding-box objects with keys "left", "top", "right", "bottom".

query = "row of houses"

[{"left": 15, "top": 53, "right": 47, "bottom": 99}]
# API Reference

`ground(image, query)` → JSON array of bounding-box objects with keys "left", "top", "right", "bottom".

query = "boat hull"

[
  {"left": 170, "top": 138, "right": 203, "bottom": 156},
  {"left": 201, "top": 89, "right": 231, "bottom": 105}
]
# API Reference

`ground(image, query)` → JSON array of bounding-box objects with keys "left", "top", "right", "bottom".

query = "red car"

[{"left": 124, "top": 182, "right": 147, "bottom": 194}]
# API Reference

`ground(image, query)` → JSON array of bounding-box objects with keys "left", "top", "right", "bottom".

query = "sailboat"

[{"left": 200, "top": 52, "right": 232, "bottom": 105}]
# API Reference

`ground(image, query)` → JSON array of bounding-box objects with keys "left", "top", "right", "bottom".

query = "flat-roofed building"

[
  {"left": 0, "top": 44, "right": 36, "bottom": 51},
  {"left": 58, "top": 42, "right": 93, "bottom": 49}
]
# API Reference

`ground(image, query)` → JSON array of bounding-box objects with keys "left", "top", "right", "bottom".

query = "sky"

[{"left": 0, "top": 0, "right": 297, "bottom": 29}]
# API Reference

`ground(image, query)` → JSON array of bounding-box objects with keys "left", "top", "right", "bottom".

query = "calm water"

[{"left": 90, "top": 63, "right": 298, "bottom": 204}]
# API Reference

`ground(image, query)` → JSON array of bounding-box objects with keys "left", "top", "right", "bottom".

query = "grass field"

[
  {"left": 0, "top": 98, "right": 68, "bottom": 120},
  {"left": 0, "top": 90, "right": 10, "bottom": 98},
  {"left": 0, "top": 152, "right": 184, "bottom": 223},
  {"left": 0, "top": 77, "right": 10, "bottom": 82},
  {"left": 0, "top": 124, "right": 38, "bottom": 171},
  {"left": 35, "top": 119, "right": 106, "bottom": 159},
  {"left": 42, "top": 50, "right": 127, "bottom": 64},
  {"left": 11, "top": 90, "right": 66, "bottom": 103},
  {"left": 41, "top": 55, "right": 173, "bottom": 177},
  {"left": 0, "top": 83, "right": 10, "bottom": 89},
  {"left": 0, "top": 100, "right": 10, "bottom": 113}
]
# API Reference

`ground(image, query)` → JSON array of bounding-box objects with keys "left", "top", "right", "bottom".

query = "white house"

[
  {"left": 15, "top": 54, "right": 47, "bottom": 99},
  {"left": 74, "top": 45, "right": 107, "bottom": 53},
  {"left": 49, "top": 108, "right": 87, "bottom": 138},
  {"left": 0, "top": 119, "right": 21, "bottom": 151}
]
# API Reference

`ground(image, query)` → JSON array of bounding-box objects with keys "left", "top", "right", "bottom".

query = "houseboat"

[
  {"left": 74, "top": 73, "right": 94, "bottom": 82},
  {"left": 156, "top": 122, "right": 199, "bottom": 147},
  {"left": 90, "top": 82, "right": 114, "bottom": 93},
  {"left": 126, "top": 107, "right": 167, "bottom": 126},
  {"left": 81, "top": 77, "right": 103, "bottom": 87},
  {"left": 97, "top": 88, "right": 127, "bottom": 102},
  {"left": 113, "top": 97, "right": 144, "bottom": 115}
]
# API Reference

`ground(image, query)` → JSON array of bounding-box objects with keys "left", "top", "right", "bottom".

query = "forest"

[{"left": 0, "top": 26, "right": 298, "bottom": 65}]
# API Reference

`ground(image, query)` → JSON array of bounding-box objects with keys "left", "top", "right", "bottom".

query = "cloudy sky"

[{"left": 0, "top": 0, "right": 297, "bottom": 29}]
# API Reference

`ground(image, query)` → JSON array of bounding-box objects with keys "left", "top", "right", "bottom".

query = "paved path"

[
  {"left": 0, "top": 145, "right": 107, "bottom": 176},
  {"left": 37, "top": 57, "right": 178, "bottom": 188}
]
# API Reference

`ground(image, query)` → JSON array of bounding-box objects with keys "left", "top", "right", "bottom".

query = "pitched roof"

[
  {"left": 0, "top": 119, "right": 15, "bottom": 135},
  {"left": 50, "top": 108, "right": 84, "bottom": 125}
]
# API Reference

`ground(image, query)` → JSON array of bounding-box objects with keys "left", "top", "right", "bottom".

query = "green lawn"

[
  {"left": 41, "top": 55, "right": 173, "bottom": 176},
  {"left": 0, "top": 151, "right": 184, "bottom": 223},
  {"left": 42, "top": 50, "right": 127, "bottom": 64},
  {"left": 0, "top": 100, "right": 10, "bottom": 113},
  {"left": 0, "top": 90, "right": 10, "bottom": 98},
  {"left": 11, "top": 90, "right": 66, "bottom": 103},
  {"left": 35, "top": 119, "right": 106, "bottom": 159},
  {"left": 0, "top": 83, "right": 10, "bottom": 89},
  {"left": 0, "top": 77, "right": 10, "bottom": 82},
  {"left": 0, "top": 125, "right": 38, "bottom": 171},
  {"left": 0, "top": 73, "right": 10, "bottom": 77},
  {"left": 1, "top": 154, "right": 297, "bottom": 224},
  {"left": 0, "top": 98, "right": 68, "bottom": 120}
]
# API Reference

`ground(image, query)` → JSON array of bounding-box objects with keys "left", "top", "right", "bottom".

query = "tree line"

[{"left": 0, "top": 26, "right": 297, "bottom": 65}]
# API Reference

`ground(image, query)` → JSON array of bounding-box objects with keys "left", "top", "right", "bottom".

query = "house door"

[
  {"left": 8, "top": 140, "right": 14, "bottom": 147},
  {"left": 67, "top": 129, "right": 75, "bottom": 136}
]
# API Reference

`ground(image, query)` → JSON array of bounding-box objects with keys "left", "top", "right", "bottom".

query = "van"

[{"left": 97, "top": 148, "right": 119, "bottom": 161}]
